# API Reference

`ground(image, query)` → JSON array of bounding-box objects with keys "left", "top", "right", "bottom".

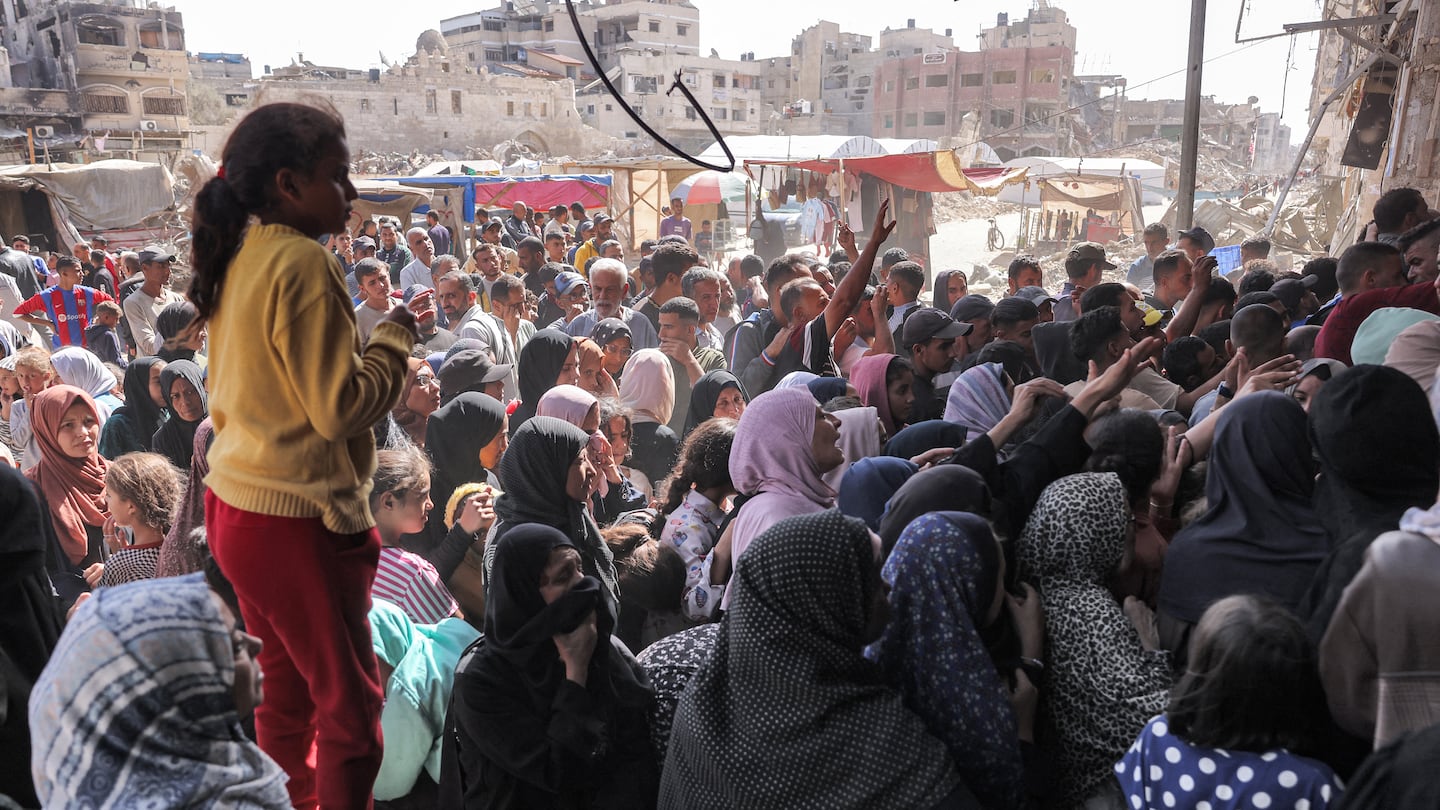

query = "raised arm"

[{"left": 824, "top": 200, "right": 895, "bottom": 338}]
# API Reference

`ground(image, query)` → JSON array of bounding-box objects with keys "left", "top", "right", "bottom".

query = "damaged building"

[
  {"left": 0, "top": 0, "right": 190, "bottom": 163},
  {"left": 188, "top": 32, "right": 628, "bottom": 160}
]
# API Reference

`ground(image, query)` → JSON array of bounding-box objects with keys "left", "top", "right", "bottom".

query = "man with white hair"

[
  {"left": 399, "top": 227, "right": 436, "bottom": 290},
  {"left": 563, "top": 258, "right": 660, "bottom": 349}
]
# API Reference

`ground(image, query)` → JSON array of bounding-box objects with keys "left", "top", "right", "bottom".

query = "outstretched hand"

[{"left": 869, "top": 199, "right": 897, "bottom": 246}]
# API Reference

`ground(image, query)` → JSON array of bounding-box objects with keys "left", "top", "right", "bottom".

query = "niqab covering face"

[{"left": 658, "top": 510, "right": 961, "bottom": 809}]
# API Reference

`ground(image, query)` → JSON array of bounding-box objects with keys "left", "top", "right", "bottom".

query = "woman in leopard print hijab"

[{"left": 1016, "top": 472, "right": 1172, "bottom": 807}]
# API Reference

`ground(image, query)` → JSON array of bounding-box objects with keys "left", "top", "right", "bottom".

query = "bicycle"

[{"left": 986, "top": 217, "right": 1005, "bottom": 251}]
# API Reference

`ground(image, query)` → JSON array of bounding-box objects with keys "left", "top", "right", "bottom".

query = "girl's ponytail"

[
  {"left": 187, "top": 101, "right": 346, "bottom": 322},
  {"left": 188, "top": 175, "right": 248, "bottom": 322},
  {"left": 658, "top": 417, "right": 739, "bottom": 516}
]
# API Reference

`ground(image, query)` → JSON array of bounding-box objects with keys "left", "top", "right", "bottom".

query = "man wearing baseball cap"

[
  {"left": 122, "top": 245, "right": 184, "bottom": 357},
  {"left": 901, "top": 307, "right": 972, "bottom": 422},
  {"left": 1053, "top": 242, "right": 1116, "bottom": 323},
  {"left": 1015, "top": 285, "right": 1058, "bottom": 322},
  {"left": 438, "top": 347, "right": 513, "bottom": 405},
  {"left": 1176, "top": 226, "right": 1216, "bottom": 263},
  {"left": 548, "top": 271, "right": 591, "bottom": 329}
]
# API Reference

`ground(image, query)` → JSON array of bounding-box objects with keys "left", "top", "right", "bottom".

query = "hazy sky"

[{"left": 177, "top": 0, "right": 1322, "bottom": 137}]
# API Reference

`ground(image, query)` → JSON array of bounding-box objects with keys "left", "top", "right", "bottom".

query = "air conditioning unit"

[
  {"left": 32, "top": 126, "right": 54, "bottom": 138},
  {"left": 140, "top": 120, "right": 160, "bottom": 132}
]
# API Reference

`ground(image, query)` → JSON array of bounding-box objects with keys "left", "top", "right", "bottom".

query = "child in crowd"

[
  {"left": 695, "top": 219, "right": 714, "bottom": 262},
  {"left": 98, "top": 451, "right": 182, "bottom": 587},
  {"left": 369, "top": 445, "right": 460, "bottom": 625},
  {"left": 11, "top": 345, "right": 54, "bottom": 469},
  {"left": 84, "top": 300, "right": 127, "bottom": 368},
  {"left": 1118, "top": 594, "right": 1341, "bottom": 809},
  {"left": 658, "top": 418, "right": 737, "bottom": 622},
  {"left": 0, "top": 355, "right": 22, "bottom": 466},
  {"left": 600, "top": 398, "right": 653, "bottom": 502},
  {"left": 189, "top": 101, "right": 419, "bottom": 808}
]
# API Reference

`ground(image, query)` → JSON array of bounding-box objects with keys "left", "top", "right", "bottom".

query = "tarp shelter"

[
  {"left": 0, "top": 159, "right": 174, "bottom": 253},
  {"left": 1000, "top": 156, "right": 1167, "bottom": 205},
  {"left": 375, "top": 174, "right": 611, "bottom": 223},
  {"left": 350, "top": 180, "right": 435, "bottom": 231},
  {"left": 699, "top": 135, "right": 888, "bottom": 163},
  {"left": 557, "top": 157, "right": 706, "bottom": 252},
  {"left": 1033, "top": 174, "right": 1146, "bottom": 245},
  {"left": 745, "top": 152, "right": 1029, "bottom": 196}
]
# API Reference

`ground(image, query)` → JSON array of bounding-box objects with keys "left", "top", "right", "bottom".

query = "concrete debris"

[{"left": 933, "top": 192, "right": 1021, "bottom": 224}]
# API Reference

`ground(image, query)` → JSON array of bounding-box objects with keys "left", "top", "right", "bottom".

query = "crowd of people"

[{"left": 4, "top": 100, "right": 1440, "bottom": 809}]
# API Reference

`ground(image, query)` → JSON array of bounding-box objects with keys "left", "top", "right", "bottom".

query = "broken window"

[
  {"left": 451, "top": 90, "right": 462, "bottom": 114},
  {"left": 225, "top": 93, "right": 248, "bottom": 107},
  {"left": 76, "top": 16, "right": 124, "bottom": 47},
  {"left": 81, "top": 93, "right": 128, "bottom": 114},
  {"left": 1030, "top": 68, "right": 1055, "bottom": 84},
  {"left": 484, "top": 49, "right": 503, "bottom": 62},
  {"left": 544, "top": 19, "right": 554, "bottom": 32},
  {"left": 425, "top": 89, "right": 437, "bottom": 113},
  {"left": 631, "top": 75, "right": 657, "bottom": 94},
  {"left": 142, "top": 95, "right": 184, "bottom": 116},
  {"left": 904, "top": 76, "right": 919, "bottom": 90},
  {"left": 961, "top": 73, "right": 983, "bottom": 87},
  {"left": 992, "top": 70, "right": 1017, "bottom": 85},
  {"left": 360, "top": 98, "right": 371, "bottom": 112},
  {"left": 138, "top": 21, "right": 184, "bottom": 50},
  {"left": 990, "top": 108, "right": 1015, "bottom": 128},
  {"left": 713, "top": 74, "right": 725, "bottom": 88},
  {"left": 483, "top": 19, "right": 502, "bottom": 31},
  {"left": 648, "top": 20, "right": 660, "bottom": 32}
]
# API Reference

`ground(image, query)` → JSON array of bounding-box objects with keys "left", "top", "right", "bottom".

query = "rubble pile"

[{"left": 933, "top": 191, "right": 1020, "bottom": 224}]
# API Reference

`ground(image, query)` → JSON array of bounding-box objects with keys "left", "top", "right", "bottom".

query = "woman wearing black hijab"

[
  {"left": 149, "top": 359, "right": 207, "bottom": 470},
  {"left": 0, "top": 464, "right": 71, "bottom": 807},
  {"left": 1299, "top": 365, "right": 1440, "bottom": 641},
  {"left": 877, "top": 465, "right": 994, "bottom": 553},
  {"left": 683, "top": 370, "right": 746, "bottom": 438},
  {"left": 509, "top": 329, "right": 578, "bottom": 436},
  {"left": 414, "top": 392, "right": 510, "bottom": 583},
  {"left": 486, "top": 417, "right": 619, "bottom": 606},
  {"left": 1158, "top": 391, "right": 1329, "bottom": 665},
  {"left": 440, "top": 523, "right": 657, "bottom": 809},
  {"left": 98, "top": 357, "right": 167, "bottom": 459},
  {"left": 154, "top": 300, "right": 203, "bottom": 363}
]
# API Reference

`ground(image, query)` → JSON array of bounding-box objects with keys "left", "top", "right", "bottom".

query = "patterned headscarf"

[
  {"left": 944, "top": 362, "right": 1010, "bottom": 437},
  {"left": 1016, "top": 473, "right": 1171, "bottom": 806},
  {"left": 29, "top": 575, "right": 290, "bottom": 808},
  {"left": 872, "top": 512, "right": 1024, "bottom": 809},
  {"left": 659, "top": 510, "right": 961, "bottom": 809}
]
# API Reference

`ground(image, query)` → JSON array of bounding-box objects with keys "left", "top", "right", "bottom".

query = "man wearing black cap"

[
  {"left": 950, "top": 294, "right": 996, "bottom": 363},
  {"left": 1176, "top": 226, "right": 1215, "bottom": 263},
  {"left": 123, "top": 246, "right": 184, "bottom": 357},
  {"left": 481, "top": 218, "right": 519, "bottom": 272},
  {"left": 438, "top": 347, "right": 512, "bottom": 405},
  {"left": 902, "top": 307, "right": 972, "bottom": 422},
  {"left": 1053, "top": 242, "right": 1115, "bottom": 322},
  {"left": 1270, "top": 276, "right": 1320, "bottom": 327},
  {"left": 1015, "top": 286, "right": 1058, "bottom": 323}
]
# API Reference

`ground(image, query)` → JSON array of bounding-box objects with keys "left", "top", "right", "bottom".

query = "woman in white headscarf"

[{"left": 619, "top": 348, "right": 679, "bottom": 486}]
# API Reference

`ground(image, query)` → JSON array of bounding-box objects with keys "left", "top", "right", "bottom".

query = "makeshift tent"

[
  {"left": 1031, "top": 174, "right": 1146, "bottom": 246},
  {"left": 412, "top": 160, "right": 503, "bottom": 177},
  {"left": 374, "top": 174, "right": 611, "bottom": 223},
  {"left": 0, "top": 160, "right": 175, "bottom": 252},
  {"left": 557, "top": 157, "right": 706, "bottom": 252},
  {"left": 350, "top": 180, "right": 434, "bottom": 230},
  {"left": 1000, "top": 156, "right": 1167, "bottom": 205}
]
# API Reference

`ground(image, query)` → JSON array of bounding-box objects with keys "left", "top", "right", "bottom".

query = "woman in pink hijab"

[
  {"left": 713, "top": 386, "right": 844, "bottom": 610},
  {"left": 536, "top": 384, "right": 601, "bottom": 433},
  {"left": 849, "top": 353, "right": 915, "bottom": 438}
]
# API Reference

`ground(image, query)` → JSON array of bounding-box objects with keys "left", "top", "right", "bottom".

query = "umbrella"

[{"left": 671, "top": 170, "right": 748, "bottom": 206}]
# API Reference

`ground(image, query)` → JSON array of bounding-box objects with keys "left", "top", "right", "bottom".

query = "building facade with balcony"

[{"left": 1, "top": 0, "right": 191, "bottom": 161}]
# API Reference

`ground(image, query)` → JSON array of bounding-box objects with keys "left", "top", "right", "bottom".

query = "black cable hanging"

[{"left": 563, "top": 0, "right": 737, "bottom": 173}]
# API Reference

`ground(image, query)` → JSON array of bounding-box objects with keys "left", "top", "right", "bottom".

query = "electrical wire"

[{"left": 563, "top": 0, "right": 736, "bottom": 173}]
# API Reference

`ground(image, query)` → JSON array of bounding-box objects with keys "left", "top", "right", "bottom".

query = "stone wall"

[{"left": 207, "top": 50, "right": 626, "bottom": 159}]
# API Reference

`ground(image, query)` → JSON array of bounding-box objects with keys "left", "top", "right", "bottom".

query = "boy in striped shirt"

[{"left": 12, "top": 255, "right": 113, "bottom": 348}]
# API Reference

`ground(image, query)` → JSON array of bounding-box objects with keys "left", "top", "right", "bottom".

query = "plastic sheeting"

[
  {"left": 0, "top": 160, "right": 174, "bottom": 230},
  {"left": 744, "top": 151, "right": 1029, "bottom": 196},
  {"left": 373, "top": 174, "right": 611, "bottom": 223}
]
